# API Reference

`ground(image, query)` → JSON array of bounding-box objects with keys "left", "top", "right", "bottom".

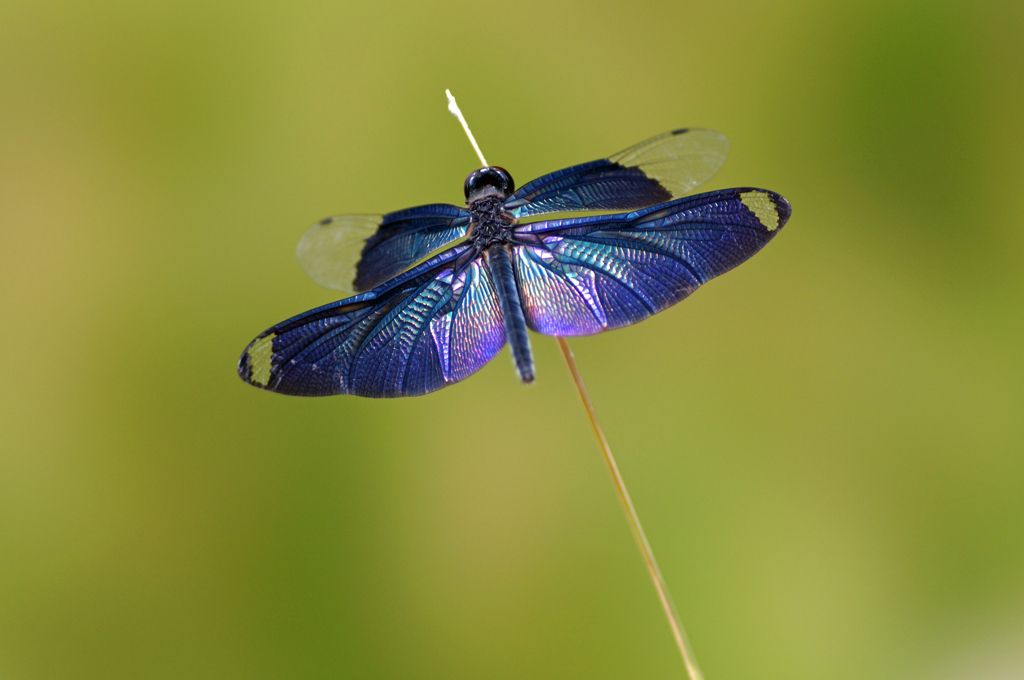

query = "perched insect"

[{"left": 239, "top": 129, "right": 791, "bottom": 397}]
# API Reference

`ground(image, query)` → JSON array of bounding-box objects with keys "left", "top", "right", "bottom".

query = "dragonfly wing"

[
  {"left": 504, "top": 129, "right": 728, "bottom": 218},
  {"left": 512, "top": 188, "right": 790, "bottom": 335},
  {"left": 240, "top": 245, "right": 506, "bottom": 397},
  {"left": 297, "top": 204, "right": 469, "bottom": 295},
  {"left": 296, "top": 214, "right": 382, "bottom": 295}
]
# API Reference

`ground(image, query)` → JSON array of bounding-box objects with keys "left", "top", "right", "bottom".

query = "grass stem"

[
  {"left": 445, "top": 88, "right": 702, "bottom": 678},
  {"left": 556, "top": 337, "right": 703, "bottom": 680}
]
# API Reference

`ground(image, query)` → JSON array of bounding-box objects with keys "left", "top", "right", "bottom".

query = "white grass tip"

[
  {"left": 444, "top": 88, "right": 488, "bottom": 167},
  {"left": 445, "top": 89, "right": 460, "bottom": 117}
]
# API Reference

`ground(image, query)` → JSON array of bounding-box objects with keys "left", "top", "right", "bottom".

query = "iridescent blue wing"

[
  {"left": 511, "top": 188, "right": 790, "bottom": 335},
  {"left": 297, "top": 204, "right": 469, "bottom": 295},
  {"left": 239, "top": 244, "right": 506, "bottom": 398},
  {"left": 503, "top": 129, "right": 728, "bottom": 218}
]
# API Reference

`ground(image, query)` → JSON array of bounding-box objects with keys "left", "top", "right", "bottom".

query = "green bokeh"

[{"left": 2, "top": 1, "right": 1023, "bottom": 678}]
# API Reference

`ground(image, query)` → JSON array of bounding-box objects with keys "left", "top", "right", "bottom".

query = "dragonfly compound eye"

[{"left": 464, "top": 166, "right": 515, "bottom": 201}]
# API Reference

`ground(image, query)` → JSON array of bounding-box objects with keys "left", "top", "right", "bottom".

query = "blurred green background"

[{"left": 2, "top": 1, "right": 1023, "bottom": 678}]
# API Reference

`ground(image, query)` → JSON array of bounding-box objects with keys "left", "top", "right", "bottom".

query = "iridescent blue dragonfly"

[{"left": 239, "top": 129, "right": 791, "bottom": 397}]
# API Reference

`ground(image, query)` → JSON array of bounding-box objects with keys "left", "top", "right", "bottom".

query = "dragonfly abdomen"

[{"left": 486, "top": 244, "right": 534, "bottom": 383}]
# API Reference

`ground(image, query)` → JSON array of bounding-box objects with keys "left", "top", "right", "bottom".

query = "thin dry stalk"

[{"left": 446, "top": 90, "right": 703, "bottom": 679}]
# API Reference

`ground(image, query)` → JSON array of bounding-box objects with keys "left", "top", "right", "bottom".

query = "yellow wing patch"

[
  {"left": 740, "top": 191, "right": 780, "bottom": 231},
  {"left": 248, "top": 333, "right": 276, "bottom": 386}
]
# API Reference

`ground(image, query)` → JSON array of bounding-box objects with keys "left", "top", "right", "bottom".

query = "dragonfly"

[{"left": 238, "top": 128, "right": 791, "bottom": 398}]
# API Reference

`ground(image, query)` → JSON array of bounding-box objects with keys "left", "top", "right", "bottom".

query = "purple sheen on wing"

[
  {"left": 447, "top": 261, "right": 506, "bottom": 382},
  {"left": 514, "top": 237, "right": 700, "bottom": 336}
]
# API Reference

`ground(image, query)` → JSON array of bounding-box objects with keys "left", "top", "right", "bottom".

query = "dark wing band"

[
  {"left": 240, "top": 245, "right": 505, "bottom": 397},
  {"left": 297, "top": 204, "right": 469, "bottom": 295},
  {"left": 511, "top": 188, "right": 790, "bottom": 335},
  {"left": 504, "top": 129, "right": 728, "bottom": 218}
]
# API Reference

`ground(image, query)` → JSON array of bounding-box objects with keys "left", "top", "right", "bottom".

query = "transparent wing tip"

[{"left": 296, "top": 214, "right": 383, "bottom": 294}]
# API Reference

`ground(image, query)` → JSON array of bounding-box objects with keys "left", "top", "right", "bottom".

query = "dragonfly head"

[{"left": 465, "top": 166, "right": 515, "bottom": 203}]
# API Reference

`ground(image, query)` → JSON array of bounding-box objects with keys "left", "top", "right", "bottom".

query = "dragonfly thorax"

[{"left": 467, "top": 194, "right": 517, "bottom": 246}]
